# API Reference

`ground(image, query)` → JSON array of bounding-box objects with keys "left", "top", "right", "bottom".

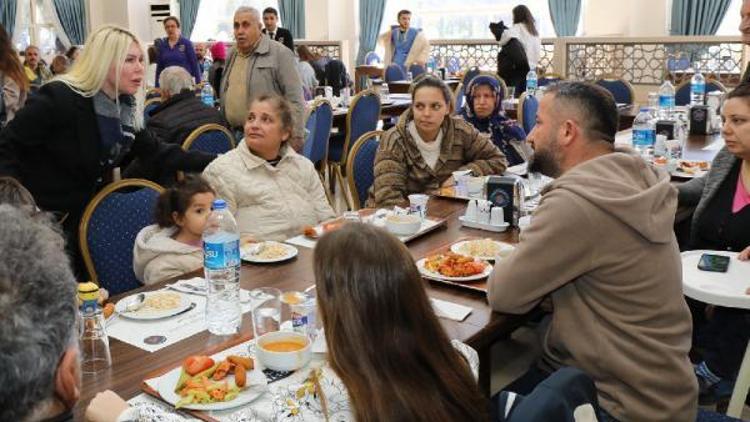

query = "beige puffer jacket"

[
  {"left": 202, "top": 141, "right": 335, "bottom": 241},
  {"left": 132, "top": 225, "right": 202, "bottom": 284}
]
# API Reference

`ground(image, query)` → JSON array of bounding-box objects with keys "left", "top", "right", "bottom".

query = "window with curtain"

[
  {"left": 715, "top": 0, "right": 742, "bottom": 35},
  {"left": 12, "top": 0, "right": 66, "bottom": 56},
  {"left": 190, "top": 0, "right": 279, "bottom": 41},
  {"left": 378, "top": 0, "right": 558, "bottom": 40}
]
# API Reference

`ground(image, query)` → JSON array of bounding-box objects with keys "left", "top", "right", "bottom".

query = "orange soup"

[{"left": 262, "top": 340, "right": 306, "bottom": 352}]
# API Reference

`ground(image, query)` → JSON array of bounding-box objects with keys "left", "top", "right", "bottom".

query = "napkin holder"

[
  {"left": 656, "top": 120, "right": 676, "bottom": 140},
  {"left": 689, "top": 105, "right": 710, "bottom": 135},
  {"left": 486, "top": 175, "right": 523, "bottom": 227}
]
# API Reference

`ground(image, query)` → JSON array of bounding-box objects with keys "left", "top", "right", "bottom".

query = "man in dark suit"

[{"left": 262, "top": 7, "right": 295, "bottom": 52}]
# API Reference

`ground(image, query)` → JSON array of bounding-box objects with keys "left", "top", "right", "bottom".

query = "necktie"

[{"left": 270, "top": 32, "right": 275, "bottom": 39}]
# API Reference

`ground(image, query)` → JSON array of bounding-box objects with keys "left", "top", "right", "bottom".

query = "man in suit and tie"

[{"left": 262, "top": 7, "right": 295, "bottom": 52}]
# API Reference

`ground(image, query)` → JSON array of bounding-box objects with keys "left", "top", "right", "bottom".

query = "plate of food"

[
  {"left": 672, "top": 159, "right": 710, "bottom": 178},
  {"left": 241, "top": 241, "right": 298, "bottom": 263},
  {"left": 115, "top": 291, "right": 191, "bottom": 320},
  {"left": 450, "top": 239, "right": 515, "bottom": 261},
  {"left": 302, "top": 221, "right": 344, "bottom": 239},
  {"left": 416, "top": 253, "right": 493, "bottom": 282},
  {"left": 157, "top": 354, "right": 267, "bottom": 410}
]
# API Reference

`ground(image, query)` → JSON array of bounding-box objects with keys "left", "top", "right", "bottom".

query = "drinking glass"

[
  {"left": 79, "top": 310, "right": 111, "bottom": 374},
  {"left": 505, "top": 86, "right": 516, "bottom": 99},
  {"left": 250, "top": 287, "right": 281, "bottom": 338}
]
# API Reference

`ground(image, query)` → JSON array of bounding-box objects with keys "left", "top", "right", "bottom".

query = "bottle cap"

[{"left": 212, "top": 199, "right": 227, "bottom": 210}]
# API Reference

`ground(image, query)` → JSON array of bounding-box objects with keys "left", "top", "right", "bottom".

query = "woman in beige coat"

[{"left": 203, "top": 95, "right": 335, "bottom": 241}]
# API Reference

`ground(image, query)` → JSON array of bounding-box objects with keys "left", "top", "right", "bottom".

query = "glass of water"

[{"left": 249, "top": 287, "right": 281, "bottom": 338}]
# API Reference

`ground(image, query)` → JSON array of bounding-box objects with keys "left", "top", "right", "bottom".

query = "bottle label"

[
  {"left": 691, "top": 83, "right": 705, "bottom": 95},
  {"left": 204, "top": 239, "right": 240, "bottom": 270},
  {"left": 633, "top": 129, "right": 655, "bottom": 147},
  {"left": 659, "top": 95, "right": 674, "bottom": 109},
  {"left": 527, "top": 80, "right": 537, "bottom": 90}
]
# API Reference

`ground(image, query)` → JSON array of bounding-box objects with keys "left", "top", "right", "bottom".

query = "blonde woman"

[{"left": 0, "top": 24, "right": 214, "bottom": 278}]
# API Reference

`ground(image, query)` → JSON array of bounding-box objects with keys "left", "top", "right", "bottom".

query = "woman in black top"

[{"left": 678, "top": 83, "right": 750, "bottom": 405}]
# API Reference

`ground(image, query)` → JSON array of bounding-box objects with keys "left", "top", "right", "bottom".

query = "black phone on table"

[{"left": 697, "top": 253, "right": 730, "bottom": 273}]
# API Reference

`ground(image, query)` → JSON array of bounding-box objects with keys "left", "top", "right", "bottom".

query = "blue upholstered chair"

[
  {"left": 303, "top": 99, "right": 333, "bottom": 171},
  {"left": 364, "top": 51, "right": 382, "bottom": 65},
  {"left": 696, "top": 408, "right": 743, "bottom": 421},
  {"left": 675, "top": 79, "right": 726, "bottom": 106},
  {"left": 328, "top": 89, "right": 381, "bottom": 209},
  {"left": 79, "top": 179, "right": 164, "bottom": 295},
  {"left": 143, "top": 98, "right": 162, "bottom": 123},
  {"left": 446, "top": 56, "right": 461, "bottom": 75},
  {"left": 409, "top": 63, "right": 426, "bottom": 78},
  {"left": 518, "top": 92, "right": 539, "bottom": 134},
  {"left": 538, "top": 72, "right": 564, "bottom": 87},
  {"left": 181, "top": 123, "right": 236, "bottom": 154},
  {"left": 595, "top": 78, "right": 635, "bottom": 105},
  {"left": 346, "top": 130, "right": 382, "bottom": 210},
  {"left": 454, "top": 82, "right": 465, "bottom": 114},
  {"left": 385, "top": 64, "right": 407, "bottom": 82}
]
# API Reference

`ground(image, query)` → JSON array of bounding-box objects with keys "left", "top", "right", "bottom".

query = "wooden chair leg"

[{"left": 334, "top": 165, "right": 352, "bottom": 211}]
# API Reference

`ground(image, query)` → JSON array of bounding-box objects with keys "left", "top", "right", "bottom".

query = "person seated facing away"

[
  {"left": 208, "top": 41, "right": 226, "bottom": 99},
  {"left": 269, "top": 223, "right": 487, "bottom": 420},
  {"left": 367, "top": 74, "right": 507, "bottom": 207},
  {"left": 23, "top": 45, "right": 52, "bottom": 90},
  {"left": 203, "top": 95, "right": 334, "bottom": 241},
  {"left": 133, "top": 174, "right": 215, "bottom": 284},
  {"left": 296, "top": 45, "right": 319, "bottom": 99},
  {"left": 459, "top": 74, "right": 530, "bottom": 166},
  {"left": 0, "top": 205, "right": 181, "bottom": 422},
  {"left": 487, "top": 82, "right": 697, "bottom": 421},
  {"left": 50, "top": 54, "right": 69, "bottom": 75},
  {"left": 147, "top": 66, "right": 229, "bottom": 146},
  {"left": 677, "top": 83, "right": 750, "bottom": 404}
]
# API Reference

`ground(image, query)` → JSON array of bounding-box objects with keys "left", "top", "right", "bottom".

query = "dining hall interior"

[{"left": 1, "top": 0, "right": 750, "bottom": 420}]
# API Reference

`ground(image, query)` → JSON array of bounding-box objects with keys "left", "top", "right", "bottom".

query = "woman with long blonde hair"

[
  {"left": 0, "top": 24, "right": 28, "bottom": 127},
  {"left": 0, "top": 24, "right": 214, "bottom": 279}
]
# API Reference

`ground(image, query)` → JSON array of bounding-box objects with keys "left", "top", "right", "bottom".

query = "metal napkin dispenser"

[{"left": 486, "top": 175, "right": 524, "bottom": 226}]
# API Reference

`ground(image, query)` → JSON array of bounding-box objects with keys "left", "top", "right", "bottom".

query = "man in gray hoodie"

[{"left": 488, "top": 82, "right": 697, "bottom": 421}]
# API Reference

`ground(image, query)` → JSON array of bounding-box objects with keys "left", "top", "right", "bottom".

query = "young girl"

[{"left": 133, "top": 174, "right": 215, "bottom": 284}]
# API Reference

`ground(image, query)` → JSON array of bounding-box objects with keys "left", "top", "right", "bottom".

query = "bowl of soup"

[{"left": 255, "top": 331, "right": 312, "bottom": 371}]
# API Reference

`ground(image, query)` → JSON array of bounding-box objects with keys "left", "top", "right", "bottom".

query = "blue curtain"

[
  {"left": 670, "top": 0, "right": 731, "bottom": 35},
  {"left": 0, "top": 0, "right": 16, "bottom": 34},
  {"left": 356, "top": 0, "right": 386, "bottom": 65},
  {"left": 279, "top": 0, "right": 305, "bottom": 39},
  {"left": 179, "top": 0, "right": 201, "bottom": 39},
  {"left": 52, "top": 0, "right": 86, "bottom": 45},
  {"left": 548, "top": 0, "right": 581, "bottom": 37}
]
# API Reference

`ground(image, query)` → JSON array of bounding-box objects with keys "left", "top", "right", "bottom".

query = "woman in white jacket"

[
  {"left": 202, "top": 95, "right": 335, "bottom": 241},
  {"left": 133, "top": 174, "right": 215, "bottom": 284},
  {"left": 498, "top": 5, "right": 542, "bottom": 72}
]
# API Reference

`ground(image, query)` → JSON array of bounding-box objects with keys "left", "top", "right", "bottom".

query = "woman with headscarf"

[{"left": 459, "top": 74, "right": 530, "bottom": 167}]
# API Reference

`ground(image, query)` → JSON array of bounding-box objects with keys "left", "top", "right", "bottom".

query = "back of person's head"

[
  {"left": 410, "top": 73, "right": 455, "bottom": 114},
  {"left": 726, "top": 81, "right": 750, "bottom": 102},
  {"left": 314, "top": 223, "right": 487, "bottom": 422},
  {"left": 0, "top": 204, "right": 77, "bottom": 421},
  {"left": 0, "top": 25, "right": 28, "bottom": 92},
  {"left": 512, "top": 4, "right": 538, "bottom": 37},
  {"left": 65, "top": 45, "right": 79, "bottom": 61},
  {"left": 50, "top": 54, "right": 69, "bottom": 75},
  {"left": 544, "top": 81, "right": 618, "bottom": 143},
  {"left": 0, "top": 177, "right": 37, "bottom": 213},
  {"left": 155, "top": 174, "right": 215, "bottom": 228},
  {"left": 159, "top": 65, "right": 194, "bottom": 96},
  {"left": 210, "top": 41, "right": 226, "bottom": 61},
  {"left": 296, "top": 45, "right": 317, "bottom": 62},
  {"left": 56, "top": 25, "right": 144, "bottom": 99}
]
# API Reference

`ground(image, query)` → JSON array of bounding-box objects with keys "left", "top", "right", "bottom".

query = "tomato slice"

[{"left": 184, "top": 355, "right": 215, "bottom": 376}]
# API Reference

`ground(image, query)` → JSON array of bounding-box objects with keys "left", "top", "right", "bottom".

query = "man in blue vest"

[{"left": 379, "top": 10, "right": 430, "bottom": 69}]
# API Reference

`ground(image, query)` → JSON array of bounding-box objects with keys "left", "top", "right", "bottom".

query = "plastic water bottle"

[
  {"left": 526, "top": 70, "right": 538, "bottom": 96},
  {"left": 658, "top": 80, "right": 675, "bottom": 119},
  {"left": 201, "top": 83, "right": 214, "bottom": 107},
  {"left": 203, "top": 199, "right": 241, "bottom": 335},
  {"left": 632, "top": 107, "right": 656, "bottom": 153},
  {"left": 691, "top": 64, "right": 706, "bottom": 106}
]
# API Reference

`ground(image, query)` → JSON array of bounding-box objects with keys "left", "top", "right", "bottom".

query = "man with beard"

[{"left": 487, "top": 82, "right": 697, "bottom": 421}]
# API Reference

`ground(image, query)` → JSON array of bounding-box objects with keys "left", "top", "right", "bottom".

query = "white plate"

[
  {"left": 241, "top": 241, "right": 298, "bottom": 263},
  {"left": 671, "top": 160, "right": 710, "bottom": 179},
  {"left": 115, "top": 291, "right": 192, "bottom": 320},
  {"left": 157, "top": 364, "right": 267, "bottom": 411},
  {"left": 450, "top": 240, "right": 515, "bottom": 261},
  {"left": 416, "top": 257, "right": 493, "bottom": 282}
]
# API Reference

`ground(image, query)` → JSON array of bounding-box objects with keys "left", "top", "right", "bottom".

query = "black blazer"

[{"left": 262, "top": 27, "right": 295, "bottom": 52}]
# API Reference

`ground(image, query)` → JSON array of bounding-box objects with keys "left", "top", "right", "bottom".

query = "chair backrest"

[
  {"left": 303, "top": 98, "right": 333, "bottom": 167},
  {"left": 409, "top": 63, "right": 426, "bottom": 78},
  {"left": 446, "top": 56, "right": 461, "bottom": 74},
  {"left": 79, "top": 179, "right": 164, "bottom": 295},
  {"left": 538, "top": 72, "right": 564, "bottom": 87},
  {"left": 518, "top": 92, "right": 539, "bottom": 134},
  {"left": 595, "top": 78, "right": 635, "bottom": 105},
  {"left": 674, "top": 78, "right": 727, "bottom": 106},
  {"left": 181, "top": 123, "right": 236, "bottom": 154},
  {"left": 143, "top": 98, "right": 162, "bottom": 123},
  {"left": 340, "top": 90, "right": 381, "bottom": 167},
  {"left": 364, "top": 51, "right": 382, "bottom": 65},
  {"left": 346, "top": 130, "right": 382, "bottom": 210},
  {"left": 462, "top": 66, "right": 481, "bottom": 86},
  {"left": 454, "top": 82, "right": 465, "bottom": 114},
  {"left": 385, "top": 63, "right": 407, "bottom": 82}
]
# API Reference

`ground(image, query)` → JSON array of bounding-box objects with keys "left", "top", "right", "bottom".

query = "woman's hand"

[
  {"left": 85, "top": 390, "right": 129, "bottom": 422},
  {"left": 738, "top": 246, "right": 750, "bottom": 261}
]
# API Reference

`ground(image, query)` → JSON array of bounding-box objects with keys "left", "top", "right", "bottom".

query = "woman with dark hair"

[
  {"left": 678, "top": 83, "right": 750, "bottom": 405},
  {"left": 368, "top": 74, "right": 507, "bottom": 207},
  {"left": 0, "top": 24, "right": 28, "bottom": 128},
  {"left": 295, "top": 45, "right": 320, "bottom": 96},
  {"left": 459, "top": 74, "right": 530, "bottom": 166},
  {"left": 498, "top": 5, "right": 542, "bottom": 72},
  {"left": 65, "top": 45, "right": 80, "bottom": 62},
  {"left": 154, "top": 16, "right": 201, "bottom": 86},
  {"left": 282, "top": 223, "right": 486, "bottom": 421}
]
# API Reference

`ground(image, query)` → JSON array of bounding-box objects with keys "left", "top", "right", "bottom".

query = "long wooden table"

[{"left": 76, "top": 198, "right": 531, "bottom": 419}]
